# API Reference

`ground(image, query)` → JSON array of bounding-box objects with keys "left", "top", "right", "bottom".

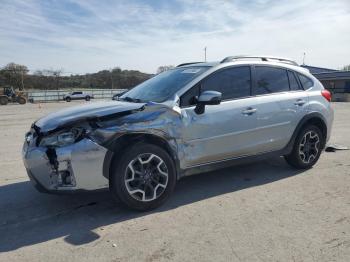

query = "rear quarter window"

[
  {"left": 298, "top": 73, "right": 314, "bottom": 89},
  {"left": 288, "top": 71, "right": 303, "bottom": 91}
]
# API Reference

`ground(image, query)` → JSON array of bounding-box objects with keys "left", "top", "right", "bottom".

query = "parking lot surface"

[{"left": 0, "top": 101, "right": 349, "bottom": 262}]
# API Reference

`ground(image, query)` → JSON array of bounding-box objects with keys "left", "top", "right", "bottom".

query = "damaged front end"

[
  {"left": 22, "top": 101, "right": 182, "bottom": 193},
  {"left": 22, "top": 101, "right": 146, "bottom": 193}
]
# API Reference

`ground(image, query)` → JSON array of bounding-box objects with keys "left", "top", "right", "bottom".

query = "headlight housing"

[{"left": 39, "top": 128, "right": 84, "bottom": 147}]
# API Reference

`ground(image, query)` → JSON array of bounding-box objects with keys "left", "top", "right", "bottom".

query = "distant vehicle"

[
  {"left": 63, "top": 91, "right": 93, "bottom": 102},
  {"left": 0, "top": 86, "right": 27, "bottom": 105}
]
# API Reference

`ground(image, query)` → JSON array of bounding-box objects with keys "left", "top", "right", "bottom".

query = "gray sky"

[{"left": 1, "top": 0, "right": 349, "bottom": 74}]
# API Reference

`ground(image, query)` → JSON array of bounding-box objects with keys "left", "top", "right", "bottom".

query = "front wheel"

[
  {"left": 65, "top": 97, "right": 71, "bottom": 102},
  {"left": 285, "top": 125, "right": 324, "bottom": 169},
  {"left": 0, "top": 96, "right": 8, "bottom": 105},
  {"left": 85, "top": 96, "right": 90, "bottom": 101},
  {"left": 110, "top": 143, "right": 176, "bottom": 211}
]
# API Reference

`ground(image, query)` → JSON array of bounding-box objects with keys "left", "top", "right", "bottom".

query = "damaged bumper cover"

[{"left": 22, "top": 135, "right": 109, "bottom": 193}]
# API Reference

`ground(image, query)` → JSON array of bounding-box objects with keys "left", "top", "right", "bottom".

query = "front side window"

[
  {"left": 254, "top": 66, "right": 289, "bottom": 95},
  {"left": 298, "top": 73, "right": 314, "bottom": 89},
  {"left": 201, "top": 66, "right": 251, "bottom": 100},
  {"left": 180, "top": 66, "right": 251, "bottom": 107},
  {"left": 120, "top": 66, "right": 210, "bottom": 103}
]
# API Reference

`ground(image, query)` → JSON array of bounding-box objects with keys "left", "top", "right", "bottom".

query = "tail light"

[{"left": 321, "top": 89, "right": 331, "bottom": 102}]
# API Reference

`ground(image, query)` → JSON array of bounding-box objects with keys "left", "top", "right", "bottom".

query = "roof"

[
  {"left": 176, "top": 59, "right": 350, "bottom": 81},
  {"left": 221, "top": 55, "right": 298, "bottom": 66},
  {"left": 176, "top": 62, "right": 219, "bottom": 67},
  {"left": 301, "top": 65, "right": 338, "bottom": 74},
  {"left": 313, "top": 71, "right": 350, "bottom": 80}
]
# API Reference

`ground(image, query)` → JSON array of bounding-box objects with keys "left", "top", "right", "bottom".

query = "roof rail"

[
  {"left": 220, "top": 56, "right": 299, "bottom": 66},
  {"left": 176, "top": 62, "right": 203, "bottom": 67}
]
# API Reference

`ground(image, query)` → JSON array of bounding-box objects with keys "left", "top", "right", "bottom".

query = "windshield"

[{"left": 120, "top": 66, "right": 210, "bottom": 103}]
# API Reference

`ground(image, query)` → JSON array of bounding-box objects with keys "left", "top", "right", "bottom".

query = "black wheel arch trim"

[
  {"left": 102, "top": 132, "right": 181, "bottom": 180},
  {"left": 285, "top": 112, "right": 328, "bottom": 152}
]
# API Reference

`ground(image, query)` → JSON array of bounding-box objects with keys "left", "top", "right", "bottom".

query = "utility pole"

[
  {"left": 302, "top": 52, "right": 306, "bottom": 65},
  {"left": 21, "top": 70, "right": 24, "bottom": 90},
  {"left": 110, "top": 69, "right": 114, "bottom": 89},
  {"left": 204, "top": 47, "right": 207, "bottom": 62}
]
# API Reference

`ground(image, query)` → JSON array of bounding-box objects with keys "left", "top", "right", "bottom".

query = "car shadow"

[{"left": 0, "top": 157, "right": 303, "bottom": 252}]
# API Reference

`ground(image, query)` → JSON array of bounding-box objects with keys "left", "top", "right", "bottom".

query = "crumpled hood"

[{"left": 35, "top": 101, "right": 146, "bottom": 133}]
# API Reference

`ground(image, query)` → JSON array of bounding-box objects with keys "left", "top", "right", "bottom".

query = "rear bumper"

[{"left": 23, "top": 138, "right": 109, "bottom": 193}]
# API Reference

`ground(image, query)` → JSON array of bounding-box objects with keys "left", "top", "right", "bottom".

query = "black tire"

[
  {"left": 85, "top": 96, "right": 90, "bottom": 101},
  {"left": 110, "top": 143, "right": 177, "bottom": 211},
  {"left": 65, "top": 97, "right": 71, "bottom": 102},
  {"left": 0, "top": 96, "right": 8, "bottom": 105},
  {"left": 17, "top": 96, "right": 26, "bottom": 104},
  {"left": 285, "top": 125, "right": 324, "bottom": 169}
]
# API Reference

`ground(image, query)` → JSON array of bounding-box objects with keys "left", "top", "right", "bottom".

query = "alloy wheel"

[
  {"left": 124, "top": 153, "right": 168, "bottom": 202},
  {"left": 298, "top": 131, "right": 320, "bottom": 164}
]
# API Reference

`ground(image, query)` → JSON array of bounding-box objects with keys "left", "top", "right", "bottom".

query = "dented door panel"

[{"left": 180, "top": 97, "right": 260, "bottom": 168}]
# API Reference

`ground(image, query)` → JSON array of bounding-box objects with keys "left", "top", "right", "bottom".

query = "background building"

[{"left": 302, "top": 65, "right": 350, "bottom": 102}]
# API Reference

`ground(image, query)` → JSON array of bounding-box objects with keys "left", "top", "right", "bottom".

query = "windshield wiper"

[{"left": 120, "top": 96, "right": 142, "bottom": 103}]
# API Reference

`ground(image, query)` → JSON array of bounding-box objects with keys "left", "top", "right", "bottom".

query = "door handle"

[
  {"left": 242, "top": 107, "right": 257, "bottom": 115},
  {"left": 294, "top": 99, "right": 306, "bottom": 106}
]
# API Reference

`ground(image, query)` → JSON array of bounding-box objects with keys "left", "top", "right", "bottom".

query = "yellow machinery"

[{"left": 0, "top": 86, "right": 26, "bottom": 105}]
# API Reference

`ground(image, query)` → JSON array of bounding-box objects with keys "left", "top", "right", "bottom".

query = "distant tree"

[
  {"left": 38, "top": 69, "right": 63, "bottom": 89},
  {"left": 0, "top": 69, "right": 7, "bottom": 86},
  {"left": 1, "top": 63, "right": 151, "bottom": 90},
  {"left": 51, "top": 69, "right": 63, "bottom": 90},
  {"left": 342, "top": 65, "right": 350, "bottom": 71},
  {"left": 1, "top": 63, "right": 29, "bottom": 90},
  {"left": 157, "top": 65, "right": 174, "bottom": 74}
]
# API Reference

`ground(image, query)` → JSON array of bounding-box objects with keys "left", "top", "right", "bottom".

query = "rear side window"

[
  {"left": 298, "top": 74, "right": 314, "bottom": 89},
  {"left": 288, "top": 71, "right": 302, "bottom": 91},
  {"left": 254, "top": 66, "right": 289, "bottom": 95},
  {"left": 201, "top": 66, "right": 251, "bottom": 100}
]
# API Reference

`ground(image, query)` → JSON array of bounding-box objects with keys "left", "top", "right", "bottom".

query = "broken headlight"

[{"left": 39, "top": 128, "right": 84, "bottom": 147}]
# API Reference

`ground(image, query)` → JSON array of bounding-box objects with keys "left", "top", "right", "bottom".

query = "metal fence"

[{"left": 24, "top": 89, "right": 127, "bottom": 103}]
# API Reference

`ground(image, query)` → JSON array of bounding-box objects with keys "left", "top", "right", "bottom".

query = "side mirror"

[
  {"left": 113, "top": 91, "right": 127, "bottom": 100},
  {"left": 195, "top": 90, "right": 222, "bottom": 114}
]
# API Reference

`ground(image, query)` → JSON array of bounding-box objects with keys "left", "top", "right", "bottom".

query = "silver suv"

[{"left": 23, "top": 56, "right": 333, "bottom": 210}]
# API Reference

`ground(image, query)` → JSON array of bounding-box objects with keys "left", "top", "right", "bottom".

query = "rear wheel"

[
  {"left": 85, "top": 96, "right": 90, "bottom": 101},
  {"left": 0, "top": 96, "right": 8, "bottom": 105},
  {"left": 285, "top": 125, "right": 324, "bottom": 169},
  {"left": 17, "top": 96, "right": 26, "bottom": 104},
  {"left": 65, "top": 97, "right": 71, "bottom": 102},
  {"left": 110, "top": 143, "right": 176, "bottom": 211}
]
